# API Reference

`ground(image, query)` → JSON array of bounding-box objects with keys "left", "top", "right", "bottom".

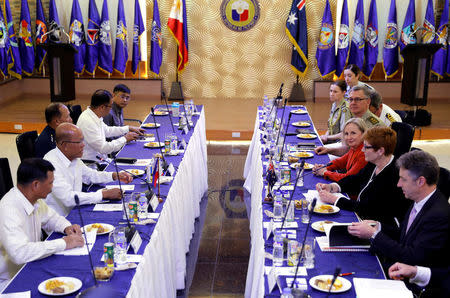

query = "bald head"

[
  {"left": 55, "top": 123, "right": 80, "bottom": 144},
  {"left": 55, "top": 123, "right": 85, "bottom": 161}
]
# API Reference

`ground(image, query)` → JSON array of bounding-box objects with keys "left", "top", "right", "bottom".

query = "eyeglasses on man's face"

[{"left": 348, "top": 97, "right": 368, "bottom": 102}]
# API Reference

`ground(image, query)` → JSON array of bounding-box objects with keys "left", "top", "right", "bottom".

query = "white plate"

[
  {"left": 153, "top": 110, "right": 169, "bottom": 116},
  {"left": 292, "top": 121, "right": 311, "bottom": 127},
  {"left": 127, "top": 169, "right": 145, "bottom": 176},
  {"left": 291, "top": 109, "right": 307, "bottom": 115},
  {"left": 297, "top": 133, "right": 317, "bottom": 139},
  {"left": 141, "top": 123, "right": 161, "bottom": 128},
  {"left": 83, "top": 223, "right": 114, "bottom": 235},
  {"left": 290, "top": 162, "right": 314, "bottom": 170},
  {"left": 311, "top": 220, "right": 337, "bottom": 233},
  {"left": 38, "top": 276, "right": 82, "bottom": 296},
  {"left": 313, "top": 204, "right": 340, "bottom": 214},
  {"left": 309, "top": 275, "right": 351, "bottom": 293},
  {"left": 289, "top": 151, "right": 314, "bottom": 159},
  {"left": 144, "top": 142, "right": 165, "bottom": 148}
]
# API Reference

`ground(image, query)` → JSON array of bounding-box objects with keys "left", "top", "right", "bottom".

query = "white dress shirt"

[
  {"left": 0, "top": 187, "right": 70, "bottom": 291},
  {"left": 44, "top": 147, "right": 114, "bottom": 216},
  {"left": 77, "top": 107, "right": 129, "bottom": 160},
  {"left": 379, "top": 104, "right": 402, "bottom": 126},
  {"left": 410, "top": 266, "right": 432, "bottom": 287}
]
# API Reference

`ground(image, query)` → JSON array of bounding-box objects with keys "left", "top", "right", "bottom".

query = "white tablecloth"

[{"left": 127, "top": 109, "right": 208, "bottom": 298}]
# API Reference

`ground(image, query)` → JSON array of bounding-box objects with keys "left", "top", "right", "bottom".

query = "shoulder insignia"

[
  {"left": 386, "top": 113, "right": 396, "bottom": 123},
  {"left": 368, "top": 116, "right": 379, "bottom": 125}
]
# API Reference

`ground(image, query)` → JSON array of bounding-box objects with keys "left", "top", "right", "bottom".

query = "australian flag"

[
  {"left": 363, "top": 0, "right": 378, "bottom": 78},
  {"left": 69, "top": 0, "right": 86, "bottom": 75},
  {"left": 400, "top": 0, "right": 416, "bottom": 53},
  {"left": 85, "top": 0, "right": 100, "bottom": 75},
  {"left": 286, "top": 0, "right": 308, "bottom": 76},
  {"left": 382, "top": 0, "right": 399, "bottom": 78},
  {"left": 348, "top": 0, "right": 364, "bottom": 70},
  {"left": 132, "top": 0, "right": 145, "bottom": 75},
  {"left": 98, "top": 0, "right": 113, "bottom": 75},
  {"left": 0, "top": 4, "right": 9, "bottom": 77},
  {"left": 336, "top": 0, "right": 349, "bottom": 78},
  {"left": 316, "top": 0, "right": 335, "bottom": 78},
  {"left": 150, "top": 0, "right": 163, "bottom": 76},
  {"left": 114, "top": 0, "right": 128, "bottom": 75},
  {"left": 431, "top": 0, "right": 448, "bottom": 78},
  {"left": 5, "top": 0, "right": 21, "bottom": 79},
  {"left": 35, "top": 0, "right": 47, "bottom": 73}
]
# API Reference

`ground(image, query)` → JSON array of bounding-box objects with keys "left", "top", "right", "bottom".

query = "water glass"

[
  {"left": 301, "top": 200, "right": 310, "bottom": 224},
  {"left": 287, "top": 240, "right": 300, "bottom": 266},
  {"left": 303, "top": 237, "right": 316, "bottom": 269}
]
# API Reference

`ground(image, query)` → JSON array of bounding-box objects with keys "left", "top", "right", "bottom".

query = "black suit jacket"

[
  {"left": 337, "top": 160, "right": 411, "bottom": 226},
  {"left": 371, "top": 190, "right": 450, "bottom": 268},
  {"left": 35, "top": 125, "right": 56, "bottom": 158}
]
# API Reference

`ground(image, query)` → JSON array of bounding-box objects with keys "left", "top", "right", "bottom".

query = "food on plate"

[
  {"left": 142, "top": 123, "right": 159, "bottom": 128},
  {"left": 145, "top": 142, "right": 161, "bottom": 147},
  {"left": 94, "top": 267, "right": 114, "bottom": 280},
  {"left": 317, "top": 220, "right": 334, "bottom": 232},
  {"left": 293, "top": 121, "right": 310, "bottom": 127},
  {"left": 87, "top": 223, "right": 107, "bottom": 234},
  {"left": 314, "top": 278, "right": 343, "bottom": 291},
  {"left": 288, "top": 155, "right": 299, "bottom": 164},
  {"left": 154, "top": 110, "right": 167, "bottom": 115},
  {"left": 314, "top": 204, "right": 334, "bottom": 213},
  {"left": 45, "top": 279, "right": 75, "bottom": 294},
  {"left": 143, "top": 133, "right": 154, "bottom": 137},
  {"left": 298, "top": 133, "right": 317, "bottom": 139},
  {"left": 129, "top": 169, "right": 143, "bottom": 176},
  {"left": 291, "top": 151, "right": 313, "bottom": 158},
  {"left": 292, "top": 109, "right": 307, "bottom": 114},
  {"left": 295, "top": 200, "right": 302, "bottom": 209}
]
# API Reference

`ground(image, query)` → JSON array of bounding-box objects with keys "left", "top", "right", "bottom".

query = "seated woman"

[
  {"left": 320, "top": 80, "right": 353, "bottom": 144},
  {"left": 316, "top": 127, "right": 411, "bottom": 226},
  {"left": 343, "top": 64, "right": 373, "bottom": 100},
  {"left": 313, "top": 118, "right": 367, "bottom": 182}
]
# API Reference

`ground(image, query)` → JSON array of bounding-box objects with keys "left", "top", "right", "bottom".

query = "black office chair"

[
  {"left": 438, "top": 167, "right": 450, "bottom": 199},
  {"left": 391, "top": 122, "right": 415, "bottom": 158},
  {"left": 0, "top": 158, "right": 13, "bottom": 200},
  {"left": 16, "top": 130, "right": 38, "bottom": 161},
  {"left": 394, "top": 110, "right": 407, "bottom": 122},
  {"left": 68, "top": 104, "right": 82, "bottom": 124}
]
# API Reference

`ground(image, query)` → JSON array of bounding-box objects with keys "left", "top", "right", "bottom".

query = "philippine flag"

[{"left": 232, "top": 0, "right": 249, "bottom": 22}]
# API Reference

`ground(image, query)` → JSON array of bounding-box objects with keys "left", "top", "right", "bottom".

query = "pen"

[{"left": 339, "top": 272, "right": 355, "bottom": 276}]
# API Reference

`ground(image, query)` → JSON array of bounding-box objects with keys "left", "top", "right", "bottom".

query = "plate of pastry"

[{"left": 38, "top": 277, "right": 82, "bottom": 296}]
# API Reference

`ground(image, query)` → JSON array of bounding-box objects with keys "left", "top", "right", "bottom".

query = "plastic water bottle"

[
  {"left": 273, "top": 230, "right": 284, "bottom": 267},
  {"left": 138, "top": 194, "right": 148, "bottom": 220},
  {"left": 171, "top": 102, "right": 179, "bottom": 117},
  {"left": 115, "top": 230, "right": 127, "bottom": 265},
  {"left": 273, "top": 191, "right": 283, "bottom": 221},
  {"left": 281, "top": 287, "right": 293, "bottom": 298}
]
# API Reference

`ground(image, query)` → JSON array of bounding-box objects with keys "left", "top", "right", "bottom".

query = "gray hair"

[
  {"left": 369, "top": 90, "right": 383, "bottom": 110},
  {"left": 396, "top": 150, "right": 440, "bottom": 185},
  {"left": 351, "top": 85, "right": 372, "bottom": 99}
]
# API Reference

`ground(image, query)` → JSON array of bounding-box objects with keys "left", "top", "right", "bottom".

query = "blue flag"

[
  {"left": 132, "top": 0, "right": 145, "bottom": 75},
  {"left": 382, "top": 0, "right": 399, "bottom": 78},
  {"left": 69, "top": 0, "right": 86, "bottom": 75},
  {"left": 316, "top": 0, "right": 335, "bottom": 78},
  {"left": 18, "top": 0, "right": 34, "bottom": 76},
  {"left": 422, "top": 0, "right": 435, "bottom": 45},
  {"left": 286, "top": 0, "right": 308, "bottom": 75},
  {"left": 35, "top": 0, "right": 47, "bottom": 73},
  {"left": 348, "top": 0, "right": 364, "bottom": 70},
  {"left": 49, "top": 0, "right": 60, "bottom": 26},
  {"left": 336, "top": 0, "right": 349, "bottom": 78},
  {"left": 431, "top": 0, "right": 448, "bottom": 78},
  {"left": 114, "top": 0, "right": 128, "bottom": 75},
  {"left": 0, "top": 4, "right": 9, "bottom": 77},
  {"left": 5, "top": 0, "right": 21, "bottom": 79},
  {"left": 98, "top": 0, "right": 113, "bottom": 75},
  {"left": 150, "top": 0, "right": 162, "bottom": 76},
  {"left": 85, "top": 0, "right": 100, "bottom": 75},
  {"left": 363, "top": 0, "right": 378, "bottom": 78},
  {"left": 400, "top": 0, "right": 416, "bottom": 52}
]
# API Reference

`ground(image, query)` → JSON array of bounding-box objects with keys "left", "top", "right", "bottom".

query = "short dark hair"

[
  {"left": 369, "top": 90, "right": 383, "bottom": 110},
  {"left": 17, "top": 158, "right": 55, "bottom": 186},
  {"left": 113, "top": 84, "right": 130, "bottom": 94},
  {"left": 345, "top": 64, "right": 361, "bottom": 76},
  {"left": 396, "top": 150, "right": 440, "bottom": 185},
  {"left": 91, "top": 89, "right": 112, "bottom": 108},
  {"left": 364, "top": 127, "right": 397, "bottom": 156},
  {"left": 331, "top": 80, "right": 347, "bottom": 92},
  {"left": 45, "top": 103, "right": 63, "bottom": 124}
]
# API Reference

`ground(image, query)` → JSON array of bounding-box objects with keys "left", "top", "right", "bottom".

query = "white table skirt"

[{"left": 127, "top": 109, "right": 208, "bottom": 298}]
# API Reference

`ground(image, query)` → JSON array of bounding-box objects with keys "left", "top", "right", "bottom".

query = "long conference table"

[
  {"left": 243, "top": 105, "right": 385, "bottom": 297},
  {"left": 3, "top": 106, "right": 208, "bottom": 297}
]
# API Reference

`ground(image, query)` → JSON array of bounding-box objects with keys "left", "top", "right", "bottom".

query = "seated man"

[
  {"left": 76, "top": 89, "right": 144, "bottom": 161},
  {"left": 0, "top": 158, "right": 84, "bottom": 291},
  {"left": 35, "top": 103, "right": 73, "bottom": 158},
  {"left": 348, "top": 150, "right": 449, "bottom": 270},
  {"left": 103, "top": 84, "right": 131, "bottom": 127},
  {"left": 44, "top": 123, "right": 133, "bottom": 216},
  {"left": 368, "top": 90, "right": 402, "bottom": 127}
]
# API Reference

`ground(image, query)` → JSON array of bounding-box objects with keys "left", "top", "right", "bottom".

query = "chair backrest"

[
  {"left": 69, "top": 104, "right": 82, "bottom": 125},
  {"left": 16, "top": 130, "right": 38, "bottom": 161},
  {"left": 0, "top": 158, "right": 13, "bottom": 200},
  {"left": 391, "top": 122, "right": 415, "bottom": 159},
  {"left": 438, "top": 167, "right": 450, "bottom": 199}
]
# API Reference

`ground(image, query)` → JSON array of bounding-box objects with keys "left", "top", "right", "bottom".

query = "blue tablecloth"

[
  {"left": 244, "top": 106, "right": 385, "bottom": 298},
  {"left": 3, "top": 105, "right": 208, "bottom": 297}
]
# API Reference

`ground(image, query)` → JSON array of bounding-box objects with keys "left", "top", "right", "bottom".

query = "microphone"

[
  {"left": 291, "top": 198, "right": 318, "bottom": 289},
  {"left": 278, "top": 111, "right": 293, "bottom": 162},
  {"left": 279, "top": 160, "right": 305, "bottom": 231},
  {"left": 277, "top": 83, "right": 284, "bottom": 99},
  {"left": 161, "top": 93, "right": 176, "bottom": 134},
  {"left": 150, "top": 107, "right": 169, "bottom": 172},
  {"left": 274, "top": 97, "right": 289, "bottom": 150},
  {"left": 327, "top": 266, "right": 342, "bottom": 296}
]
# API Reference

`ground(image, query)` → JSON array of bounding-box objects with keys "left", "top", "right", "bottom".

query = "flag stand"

[
  {"left": 288, "top": 75, "right": 306, "bottom": 102},
  {"left": 168, "top": 46, "right": 184, "bottom": 101}
]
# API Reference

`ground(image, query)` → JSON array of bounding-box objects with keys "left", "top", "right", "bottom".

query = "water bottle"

[
  {"left": 273, "top": 191, "right": 283, "bottom": 221},
  {"left": 115, "top": 229, "right": 127, "bottom": 265},
  {"left": 273, "top": 230, "right": 284, "bottom": 267},
  {"left": 171, "top": 102, "right": 179, "bottom": 117},
  {"left": 138, "top": 194, "right": 148, "bottom": 220},
  {"left": 281, "top": 287, "right": 293, "bottom": 298}
]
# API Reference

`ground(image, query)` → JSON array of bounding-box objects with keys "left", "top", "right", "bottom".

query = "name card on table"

[
  {"left": 180, "top": 138, "right": 187, "bottom": 149},
  {"left": 149, "top": 194, "right": 159, "bottom": 213},
  {"left": 265, "top": 219, "right": 274, "bottom": 241},
  {"left": 183, "top": 125, "right": 189, "bottom": 135},
  {"left": 267, "top": 267, "right": 278, "bottom": 293},
  {"left": 168, "top": 163, "right": 176, "bottom": 176},
  {"left": 264, "top": 266, "right": 307, "bottom": 277},
  {"left": 105, "top": 185, "right": 135, "bottom": 192},
  {"left": 264, "top": 221, "right": 298, "bottom": 229},
  {"left": 93, "top": 204, "right": 123, "bottom": 212},
  {"left": 130, "top": 231, "right": 142, "bottom": 254},
  {"left": 285, "top": 277, "right": 308, "bottom": 291}
]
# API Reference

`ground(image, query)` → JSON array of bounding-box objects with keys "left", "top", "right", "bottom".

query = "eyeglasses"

[
  {"left": 348, "top": 97, "right": 368, "bottom": 102},
  {"left": 363, "top": 144, "right": 375, "bottom": 150}
]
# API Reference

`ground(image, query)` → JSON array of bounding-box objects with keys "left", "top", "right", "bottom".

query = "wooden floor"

[{"left": 0, "top": 95, "right": 449, "bottom": 140}]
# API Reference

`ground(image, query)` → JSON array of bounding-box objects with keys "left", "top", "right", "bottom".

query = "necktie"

[{"left": 405, "top": 207, "right": 417, "bottom": 233}]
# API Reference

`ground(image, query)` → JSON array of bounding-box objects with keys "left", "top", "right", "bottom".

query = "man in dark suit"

[
  {"left": 35, "top": 103, "right": 73, "bottom": 158},
  {"left": 347, "top": 150, "right": 450, "bottom": 269}
]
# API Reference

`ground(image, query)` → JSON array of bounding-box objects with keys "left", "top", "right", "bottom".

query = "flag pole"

[
  {"left": 157, "top": 158, "right": 160, "bottom": 199},
  {"left": 176, "top": 45, "right": 179, "bottom": 82}
]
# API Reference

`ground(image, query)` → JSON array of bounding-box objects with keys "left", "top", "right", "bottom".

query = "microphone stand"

[
  {"left": 278, "top": 111, "right": 293, "bottom": 162},
  {"left": 275, "top": 97, "right": 289, "bottom": 148},
  {"left": 150, "top": 107, "right": 169, "bottom": 172},
  {"left": 161, "top": 94, "right": 176, "bottom": 133}
]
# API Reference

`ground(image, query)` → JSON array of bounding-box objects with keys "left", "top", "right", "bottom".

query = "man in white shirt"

[
  {"left": 44, "top": 123, "right": 133, "bottom": 216},
  {"left": 77, "top": 89, "right": 144, "bottom": 161},
  {"left": 0, "top": 158, "right": 84, "bottom": 291},
  {"left": 368, "top": 90, "right": 402, "bottom": 126}
]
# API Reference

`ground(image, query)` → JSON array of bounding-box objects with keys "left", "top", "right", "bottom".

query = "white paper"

[
  {"left": 280, "top": 185, "right": 294, "bottom": 191},
  {"left": 0, "top": 291, "right": 31, "bottom": 298},
  {"left": 116, "top": 159, "right": 153, "bottom": 167},
  {"left": 303, "top": 190, "right": 347, "bottom": 204},
  {"left": 264, "top": 266, "right": 307, "bottom": 276},
  {"left": 150, "top": 194, "right": 159, "bottom": 212},
  {"left": 105, "top": 185, "right": 135, "bottom": 192},
  {"left": 147, "top": 212, "right": 160, "bottom": 219},
  {"left": 100, "top": 254, "right": 143, "bottom": 263},
  {"left": 285, "top": 278, "right": 308, "bottom": 291},
  {"left": 130, "top": 231, "right": 142, "bottom": 253},
  {"left": 137, "top": 137, "right": 156, "bottom": 142},
  {"left": 265, "top": 220, "right": 274, "bottom": 240},
  {"left": 168, "top": 163, "right": 176, "bottom": 176},
  {"left": 267, "top": 267, "right": 278, "bottom": 293},
  {"left": 353, "top": 278, "right": 413, "bottom": 298},
  {"left": 93, "top": 204, "right": 123, "bottom": 212},
  {"left": 263, "top": 221, "right": 298, "bottom": 229},
  {"left": 183, "top": 125, "right": 189, "bottom": 134}
]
